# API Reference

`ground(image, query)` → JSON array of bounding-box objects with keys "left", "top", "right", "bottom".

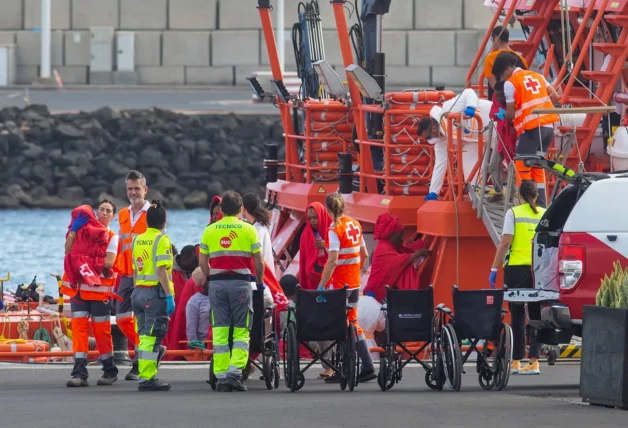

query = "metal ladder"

[{"left": 468, "top": 127, "right": 576, "bottom": 247}]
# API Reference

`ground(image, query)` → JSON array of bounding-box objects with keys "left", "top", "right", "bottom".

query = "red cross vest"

[
  {"left": 325, "top": 216, "right": 362, "bottom": 289},
  {"left": 509, "top": 69, "right": 559, "bottom": 135}
]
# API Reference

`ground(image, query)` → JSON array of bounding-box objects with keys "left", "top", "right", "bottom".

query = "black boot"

[
  {"left": 97, "top": 356, "right": 119, "bottom": 385},
  {"left": 125, "top": 361, "right": 139, "bottom": 381},
  {"left": 138, "top": 378, "right": 171, "bottom": 391},
  {"left": 227, "top": 378, "right": 247, "bottom": 392}
]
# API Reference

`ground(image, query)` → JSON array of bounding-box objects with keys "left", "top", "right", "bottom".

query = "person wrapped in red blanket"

[
  {"left": 63, "top": 205, "right": 108, "bottom": 288},
  {"left": 363, "top": 213, "right": 432, "bottom": 303},
  {"left": 298, "top": 202, "right": 332, "bottom": 290},
  {"left": 487, "top": 80, "right": 517, "bottom": 203}
]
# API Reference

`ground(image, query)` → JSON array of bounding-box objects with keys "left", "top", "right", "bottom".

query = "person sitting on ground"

[
  {"left": 363, "top": 213, "right": 432, "bottom": 303},
  {"left": 186, "top": 274, "right": 210, "bottom": 349},
  {"left": 172, "top": 244, "right": 198, "bottom": 302}
]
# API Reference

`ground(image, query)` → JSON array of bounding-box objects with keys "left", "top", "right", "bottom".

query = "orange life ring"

[
  {"left": 0, "top": 340, "right": 51, "bottom": 361},
  {"left": 309, "top": 122, "right": 353, "bottom": 133},
  {"left": 310, "top": 111, "right": 354, "bottom": 122},
  {"left": 386, "top": 90, "right": 456, "bottom": 104}
]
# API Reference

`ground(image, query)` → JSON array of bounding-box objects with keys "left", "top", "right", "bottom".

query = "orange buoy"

[
  {"left": 0, "top": 340, "right": 51, "bottom": 361},
  {"left": 386, "top": 90, "right": 457, "bottom": 104}
]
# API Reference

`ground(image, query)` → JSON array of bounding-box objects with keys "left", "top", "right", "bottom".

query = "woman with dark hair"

[
  {"left": 241, "top": 193, "right": 273, "bottom": 272},
  {"left": 62, "top": 199, "right": 120, "bottom": 387},
  {"left": 209, "top": 196, "right": 223, "bottom": 224},
  {"left": 490, "top": 180, "right": 546, "bottom": 375},
  {"left": 130, "top": 200, "right": 175, "bottom": 391}
]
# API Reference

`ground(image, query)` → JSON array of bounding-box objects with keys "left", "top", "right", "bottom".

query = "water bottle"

[{"left": 315, "top": 232, "right": 325, "bottom": 257}]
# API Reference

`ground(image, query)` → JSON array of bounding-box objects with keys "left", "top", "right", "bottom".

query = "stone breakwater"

[{"left": 0, "top": 105, "right": 285, "bottom": 209}]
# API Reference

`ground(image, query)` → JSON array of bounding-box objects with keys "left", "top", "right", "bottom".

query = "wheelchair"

[
  {"left": 377, "top": 286, "right": 452, "bottom": 391},
  {"left": 208, "top": 288, "right": 279, "bottom": 390},
  {"left": 283, "top": 286, "right": 359, "bottom": 392},
  {"left": 436, "top": 285, "right": 513, "bottom": 391}
]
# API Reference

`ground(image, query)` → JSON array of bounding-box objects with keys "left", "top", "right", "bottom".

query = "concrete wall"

[{"left": 0, "top": 0, "right": 495, "bottom": 87}]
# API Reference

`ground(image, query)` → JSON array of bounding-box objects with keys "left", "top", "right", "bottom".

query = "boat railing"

[
  {"left": 350, "top": 104, "right": 485, "bottom": 198},
  {"left": 281, "top": 100, "right": 355, "bottom": 183}
]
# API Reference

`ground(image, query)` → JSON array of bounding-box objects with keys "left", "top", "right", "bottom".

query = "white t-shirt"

[
  {"left": 504, "top": 68, "right": 553, "bottom": 129},
  {"left": 502, "top": 209, "right": 515, "bottom": 236},
  {"left": 252, "top": 221, "right": 274, "bottom": 307},
  {"left": 253, "top": 222, "right": 274, "bottom": 270},
  {"left": 106, "top": 232, "right": 119, "bottom": 254}
]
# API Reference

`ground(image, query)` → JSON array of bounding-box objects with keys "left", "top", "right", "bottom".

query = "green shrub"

[{"left": 596, "top": 261, "right": 628, "bottom": 309}]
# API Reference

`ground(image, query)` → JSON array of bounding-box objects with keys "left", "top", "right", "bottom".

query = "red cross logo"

[
  {"left": 346, "top": 221, "right": 360, "bottom": 245},
  {"left": 524, "top": 75, "right": 541, "bottom": 94}
]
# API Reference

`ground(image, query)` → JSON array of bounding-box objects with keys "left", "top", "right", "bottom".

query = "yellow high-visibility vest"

[
  {"left": 505, "top": 203, "right": 545, "bottom": 266},
  {"left": 132, "top": 227, "right": 174, "bottom": 291}
]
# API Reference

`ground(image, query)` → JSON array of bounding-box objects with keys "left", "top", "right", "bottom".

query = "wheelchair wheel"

[
  {"left": 286, "top": 322, "right": 300, "bottom": 392},
  {"left": 263, "top": 352, "right": 275, "bottom": 390},
  {"left": 377, "top": 343, "right": 396, "bottom": 391},
  {"left": 426, "top": 339, "right": 446, "bottom": 390},
  {"left": 495, "top": 323, "right": 513, "bottom": 391},
  {"left": 478, "top": 365, "right": 497, "bottom": 390},
  {"left": 208, "top": 358, "right": 217, "bottom": 390},
  {"left": 442, "top": 323, "right": 462, "bottom": 391},
  {"left": 346, "top": 322, "right": 358, "bottom": 392}
]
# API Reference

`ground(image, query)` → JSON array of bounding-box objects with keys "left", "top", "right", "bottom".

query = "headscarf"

[
  {"left": 298, "top": 202, "right": 332, "bottom": 290},
  {"left": 209, "top": 196, "right": 223, "bottom": 224},
  {"left": 373, "top": 213, "right": 403, "bottom": 241}
]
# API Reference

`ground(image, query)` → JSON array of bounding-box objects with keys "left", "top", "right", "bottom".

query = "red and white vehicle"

[{"left": 522, "top": 162, "right": 628, "bottom": 339}]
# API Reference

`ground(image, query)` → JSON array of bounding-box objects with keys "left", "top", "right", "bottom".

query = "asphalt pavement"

[
  {"left": 0, "top": 88, "right": 280, "bottom": 114},
  {"left": 0, "top": 362, "right": 622, "bottom": 428}
]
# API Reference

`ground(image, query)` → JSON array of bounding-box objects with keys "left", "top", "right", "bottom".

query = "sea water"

[{"left": 0, "top": 209, "right": 210, "bottom": 296}]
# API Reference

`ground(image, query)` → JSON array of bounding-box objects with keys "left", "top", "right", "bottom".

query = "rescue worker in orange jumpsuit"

[
  {"left": 492, "top": 51, "right": 560, "bottom": 208},
  {"left": 114, "top": 170, "right": 149, "bottom": 380},
  {"left": 317, "top": 192, "right": 377, "bottom": 383},
  {"left": 62, "top": 200, "right": 120, "bottom": 387}
]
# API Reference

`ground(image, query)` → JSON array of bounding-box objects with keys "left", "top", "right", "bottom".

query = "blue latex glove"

[
  {"left": 424, "top": 192, "right": 438, "bottom": 201},
  {"left": 166, "top": 294, "right": 175, "bottom": 315},
  {"left": 317, "top": 285, "right": 325, "bottom": 291},
  {"left": 489, "top": 270, "right": 497, "bottom": 289},
  {"left": 464, "top": 106, "right": 476, "bottom": 118},
  {"left": 0, "top": 300, "right": 3, "bottom": 311},
  {"left": 257, "top": 282, "right": 266, "bottom": 290},
  {"left": 496, "top": 107, "right": 506, "bottom": 121},
  {"left": 70, "top": 213, "right": 88, "bottom": 232},
  {"left": 365, "top": 291, "right": 376, "bottom": 298}
]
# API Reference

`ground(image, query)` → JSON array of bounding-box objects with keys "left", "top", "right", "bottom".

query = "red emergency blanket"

[
  {"left": 63, "top": 205, "right": 108, "bottom": 287},
  {"left": 490, "top": 93, "right": 516, "bottom": 159},
  {"left": 363, "top": 213, "right": 425, "bottom": 303},
  {"left": 298, "top": 202, "right": 332, "bottom": 290}
]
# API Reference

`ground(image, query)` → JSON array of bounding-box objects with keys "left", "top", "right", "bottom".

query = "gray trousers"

[
  {"left": 210, "top": 279, "right": 253, "bottom": 382},
  {"left": 517, "top": 126, "right": 554, "bottom": 208},
  {"left": 131, "top": 286, "right": 168, "bottom": 381},
  {"left": 488, "top": 147, "right": 505, "bottom": 194}
]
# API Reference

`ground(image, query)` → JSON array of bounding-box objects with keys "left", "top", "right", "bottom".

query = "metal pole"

[
  {"left": 40, "top": 0, "right": 51, "bottom": 78},
  {"left": 277, "top": 0, "right": 285, "bottom": 72}
]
